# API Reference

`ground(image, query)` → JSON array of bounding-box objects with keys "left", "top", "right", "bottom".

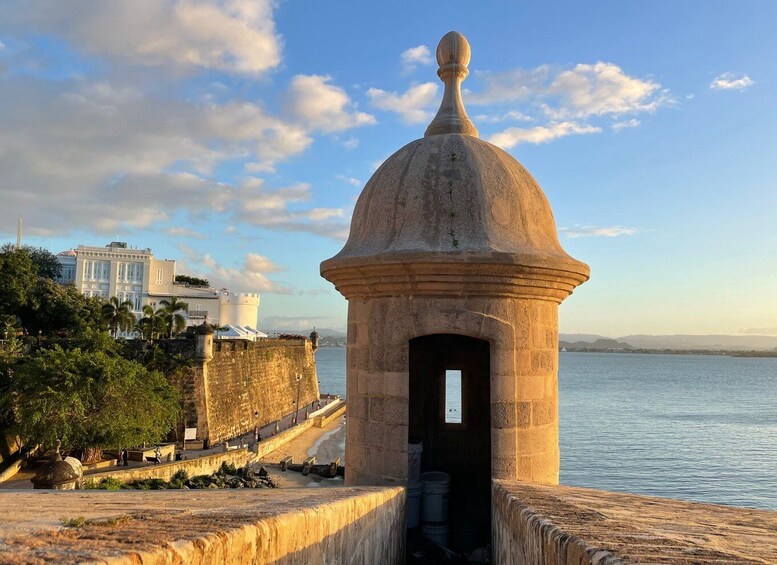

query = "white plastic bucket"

[
  {"left": 407, "top": 442, "right": 423, "bottom": 485},
  {"left": 422, "top": 522, "right": 449, "bottom": 547},
  {"left": 420, "top": 471, "right": 450, "bottom": 523},
  {"left": 406, "top": 483, "right": 422, "bottom": 528}
]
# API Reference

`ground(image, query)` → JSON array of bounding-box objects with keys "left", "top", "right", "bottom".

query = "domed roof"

[
  {"left": 32, "top": 454, "right": 83, "bottom": 487},
  {"left": 322, "top": 32, "right": 588, "bottom": 301}
]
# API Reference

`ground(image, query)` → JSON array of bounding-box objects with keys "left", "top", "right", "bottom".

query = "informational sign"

[{"left": 184, "top": 427, "right": 197, "bottom": 441}]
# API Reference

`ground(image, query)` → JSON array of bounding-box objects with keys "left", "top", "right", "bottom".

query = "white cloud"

[
  {"left": 0, "top": 76, "right": 322, "bottom": 235},
  {"left": 612, "top": 118, "right": 641, "bottom": 131},
  {"left": 232, "top": 181, "right": 350, "bottom": 240},
  {"left": 285, "top": 74, "right": 375, "bottom": 133},
  {"left": 710, "top": 73, "right": 754, "bottom": 91},
  {"left": 341, "top": 137, "right": 359, "bottom": 150},
  {"left": 544, "top": 63, "right": 665, "bottom": 119},
  {"left": 472, "top": 110, "right": 533, "bottom": 123},
  {"left": 488, "top": 122, "right": 601, "bottom": 149},
  {"left": 559, "top": 226, "right": 638, "bottom": 238},
  {"left": 336, "top": 174, "right": 361, "bottom": 187},
  {"left": 468, "top": 62, "right": 668, "bottom": 120},
  {"left": 0, "top": 0, "right": 282, "bottom": 75},
  {"left": 366, "top": 82, "right": 439, "bottom": 124},
  {"left": 178, "top": 245, "right": 289, "bottom": 294},
  {"left": 164, "top": 227, "right": 206, "bottom": 239},
  {"left": 401, "top": 45, "right": 433, "bottom": 73}
]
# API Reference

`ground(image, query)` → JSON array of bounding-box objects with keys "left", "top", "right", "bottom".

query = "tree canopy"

[
  {"left": 159, "top": 297, "right": 189, "bottom": 338},
  {"left": 0, "top": 246, "right": 37, "bottom": 315},
  {"left": 175, "top": 274, "right": 210, "bottom": 287},
  {"left": 101, "top": 296, "right": 135, "bottom": 337},
  {"left": 0, "top": 247, "right": 104, "bottom": 337},
  {"left": 1, "top": 340, "right": 180, "bottom": 456}
]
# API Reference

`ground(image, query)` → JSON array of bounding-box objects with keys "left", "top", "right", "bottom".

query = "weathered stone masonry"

[{"left": 177, "top": 337, "right": 319, "bottom": 445}]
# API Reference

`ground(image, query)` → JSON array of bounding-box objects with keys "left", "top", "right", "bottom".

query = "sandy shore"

[{"left": 256, "top": 415, "right": 346, "bottom": 488}]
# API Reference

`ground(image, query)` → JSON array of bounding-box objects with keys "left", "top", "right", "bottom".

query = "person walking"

[
  {"left": 122, "top": 449, "right": 129, "bottom": 466},
  {"left": 116, "top": 450, "right": 123, "bottom": 466}
]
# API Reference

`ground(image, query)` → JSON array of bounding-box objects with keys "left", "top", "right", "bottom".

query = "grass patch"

[{"left": 60, "top": 516, "right": 86, "bottom": 528}]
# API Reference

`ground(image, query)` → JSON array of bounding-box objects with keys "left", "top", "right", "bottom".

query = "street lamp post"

[{"left": 294, "top": 373, "right": 302, "bottom": 424}]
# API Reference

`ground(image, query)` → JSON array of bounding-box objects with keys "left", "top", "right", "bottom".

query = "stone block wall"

[
  {"left": 345, "top": 295, "right": 559, "bottom": 486},
  {"left": 492, "top": 480, "right": 777, "bottom": 564},
  {"left": 172, "top": 338, "right": 319, "bottom": 445},
  {"left": 86, "top": 448, "right": 252, "bottom": 485},
  {"left": 1, "top": 486, "right": 406, "bottom": 563}
]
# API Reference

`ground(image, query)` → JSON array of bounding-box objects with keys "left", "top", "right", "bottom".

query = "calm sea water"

[{"left": 314, "top": 347, "right": 777, "bottom": 510}]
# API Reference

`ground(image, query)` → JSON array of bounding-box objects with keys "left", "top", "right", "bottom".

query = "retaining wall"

[{"left": 85, "top": 448, "right": 252, "bottom": 485}]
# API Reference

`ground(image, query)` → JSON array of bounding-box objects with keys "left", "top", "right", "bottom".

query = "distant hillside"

[
  {"left": 559, "top": 333, "right": 610, "bottom": 343},
  {"left": 560, "top": 338, "right": 633, "bottom": 351},
  {"left": 261, "top": 328, "right": 346, "bottom": 338},
  {"left": 618, "top": 334, "right": 777, "bottom": 351}
]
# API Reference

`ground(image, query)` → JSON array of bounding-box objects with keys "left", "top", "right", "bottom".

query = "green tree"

[
  {"left": 18, "top": 279, "right": 104, "bottom": 338},
  {"left": 22, "top": 246, "right": 61, "bottom": 280},
  {"left": 159, "top": 297, "right": 188, "bottom": 338},
  {"left": 1, "top": 345, "right": 180, "bottom": 463},
  {"left": 0, "top": 246, "right": 37, "bottom": 315},
  {"left": 137, "top": 305, "right": 166, "bottom": 341},
  {"left": 174, "top": 274, "right": 209, "bottom": 287},
  {"left": 101, "top": 297, "right": 136, "bottom": 338}
]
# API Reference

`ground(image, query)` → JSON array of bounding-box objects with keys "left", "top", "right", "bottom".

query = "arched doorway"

[{"left": 409, "top": 334, "right": 491, "bottom": 552}]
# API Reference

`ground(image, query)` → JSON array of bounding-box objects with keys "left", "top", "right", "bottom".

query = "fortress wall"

[
  {"left": 1, "top": 487, "right": 406, "bottom": 564},
  {"left": 492, "top": 480, "right": 777, "bottom": 564},
  {"left": 196, "top": 339, "right": 320, "bottom": 445}
]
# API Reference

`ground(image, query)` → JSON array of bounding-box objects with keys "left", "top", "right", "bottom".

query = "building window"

[
  {"left": 444, "top": 369, "right": 463, "bottom": 424},
  {"left": 156, "top": 268, "right": 163, "bottom": 285}
]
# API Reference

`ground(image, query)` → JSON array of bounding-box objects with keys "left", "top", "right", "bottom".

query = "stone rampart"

[
  {"left": 169, "top": 337, "right": 320, "bottom": 445},
  {"left": 0, "top": 486, "right": 405, "bottom": 564},
  {"left": 85, "top": 448, "right": 252, "bottom": 485},
  {"left": 492, "top": 480, "right": 777, "bottom": 564},
  {"left": 198, "top": 339, "right": 319, "bottom": 444}
]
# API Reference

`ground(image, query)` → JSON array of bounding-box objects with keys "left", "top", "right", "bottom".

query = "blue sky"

[{"left": 0, "top": 1, "right": 775, "bottom": 336}]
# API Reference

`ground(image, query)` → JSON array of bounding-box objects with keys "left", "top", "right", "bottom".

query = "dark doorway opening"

[{"left": 409, "top": 334, "right": 491, "bottom": 554}]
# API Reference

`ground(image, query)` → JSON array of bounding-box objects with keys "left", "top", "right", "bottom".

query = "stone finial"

[{"left": 424, "top": 31, "right": 479, "bottom": 138}]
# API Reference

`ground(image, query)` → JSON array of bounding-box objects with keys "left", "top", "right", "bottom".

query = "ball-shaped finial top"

[{"left": 436, "top": 31, "right": 471, "bottom": 69}]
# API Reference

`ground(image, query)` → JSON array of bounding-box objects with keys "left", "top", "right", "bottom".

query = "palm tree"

[
  {"left": 101, "top": 297, "right": 135, "bottom": 338},
  {"left": 136, "top": 305, "right": 166, "bottom": 341},
  {"left": 159, "top": 297, "right": 189, "bottom": 338}
]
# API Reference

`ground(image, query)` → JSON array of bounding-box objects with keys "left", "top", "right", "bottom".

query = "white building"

[{"left": 56, "top": 241, "right": 261, "bottom": 330}]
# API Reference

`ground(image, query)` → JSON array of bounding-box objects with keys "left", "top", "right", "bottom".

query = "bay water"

[{"left": 314, "top": 347, "right": 777, "bottom": 510}]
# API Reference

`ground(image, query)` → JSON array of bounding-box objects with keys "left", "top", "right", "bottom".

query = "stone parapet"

[
  {"left": 85, "top": 448, "right": 252, "bottom": 485},
  {"left": 0, "top": 486, "right": 405, "bottom": 564},
  {"left": 492, "top": 480, "right": 777, "bottom": 564}
]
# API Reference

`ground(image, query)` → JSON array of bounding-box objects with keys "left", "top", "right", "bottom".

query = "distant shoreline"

[{"left": 560, "top": 349, "right": 777, "bottom": 358}]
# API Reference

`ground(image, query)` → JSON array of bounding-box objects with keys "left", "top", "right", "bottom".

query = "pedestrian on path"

[{"left": 122, "top": 449, "right": 128, "bottom": 466}]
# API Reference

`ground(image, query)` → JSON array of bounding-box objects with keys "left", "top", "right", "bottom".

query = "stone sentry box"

[{"left": 321, "top": 31, "right": 588, "bottom": 550}]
